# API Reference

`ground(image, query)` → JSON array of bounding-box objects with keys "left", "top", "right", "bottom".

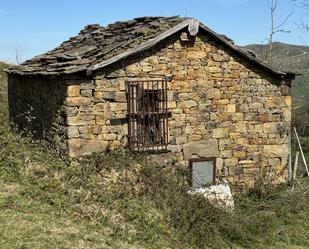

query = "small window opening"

[
  {"left": 126, "top": 80, "right": 169, "bottom": 152},
  {"left": 189, "top": 158, "right": 216, "bottom": 188}
]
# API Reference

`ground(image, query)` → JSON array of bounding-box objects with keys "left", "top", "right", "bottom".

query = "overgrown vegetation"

[{"left": 1, "top": 62, "right": 309, "bottom": 248}]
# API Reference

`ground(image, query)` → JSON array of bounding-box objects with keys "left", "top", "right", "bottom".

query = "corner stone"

[{"left": 263, "top": 144, "right": 288, "bottom": 158}]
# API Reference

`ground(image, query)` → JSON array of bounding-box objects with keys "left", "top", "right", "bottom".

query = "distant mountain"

[{"left": 245, "top": 42, "right": 309, "bottom": 104}]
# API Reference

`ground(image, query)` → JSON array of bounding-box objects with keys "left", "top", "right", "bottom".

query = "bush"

[{"left": 79, "top": 151, "right": 309, "bottom": 248}]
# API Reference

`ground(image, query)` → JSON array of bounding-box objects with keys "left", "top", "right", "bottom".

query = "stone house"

[{"left": 7, "top": 16, "right": 295, "bottom": 190}]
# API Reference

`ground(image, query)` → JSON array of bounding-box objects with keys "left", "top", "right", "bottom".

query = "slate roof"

[{"left": 7, "top": 16, "right": 295, "bottom": 79}]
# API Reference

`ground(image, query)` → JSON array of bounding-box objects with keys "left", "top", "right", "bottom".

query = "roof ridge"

[{"left": 6, "top": 16, "right": 295, "bottom": 79}]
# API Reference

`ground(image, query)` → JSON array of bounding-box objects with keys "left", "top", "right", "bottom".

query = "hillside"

[
  {"left": 245, "top": 42, "right": 309, "bottom": 103},
  {"left": 245, "top": 42, "right": 309, "bottom": 138}
]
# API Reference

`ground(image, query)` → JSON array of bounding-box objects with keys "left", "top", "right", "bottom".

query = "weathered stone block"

[
  {"left": 89, "top": 125, "right": 101, "bottom": 135},
  {"left": 103, "top": 92, "right": 115, "bottom": 100},
  {"left": 234, "top": 122, "right": 247, "bottom": 133},
  {"left": 183, "top": 139, "right": 219, "bottom": 159},
  {"left": 62, "top": 106, "right": 78, "bottom": 117},
  {"left": 209, "top": 66, "right": 221, "bottom": 73},
  {"left": 258, "top": 114, "right": 273, "bottom": 122},
  {"left": 229, "top": 133, "right": 241, "bottom": 139},
  {"left": 67, "top": 126, "right": 79, "bottom": 138},
  {"left": 178, "top": 93, "right": 193, "bottom": 101},
  {"left": 264, "top": 122, "right": 278, "bottom": 133},
  {"left": 284, "top": 96, "right": 292, "bottom": 107},
  {"left": 168, "top": 101, "right": 177, "bottom": 109},
  {"left": 219, "top": 99, "right": 229, "bottom": 105},
  {"left": 265, "top": 97, "right": 283, "bottom": 108},
  {"left": 233, "top": 151, "right": 246, "bottom": 158},
  {"left": 225, "top": 104, "right": 236, "bottom": 113},
  {"left": 67, "top": 85, "right": 80, "bottom": 97},
  {"left": 110, "top": 103, "right": 127, "bottom": 111},
  {"left": 95, "top": 114, "right": 105, "bottom": 125},
  {"left": 67, "top": 115, "right": 95, "bottom": 125},
  {"left": 213, "top": 128, "right": 229, "bottom": 138},
  {"left": 68, "top": 139, "right": 108, "bottom": 157},
  {"left": 220, "top": 150, "right": 232, "bottom": 158},
  {"left": 94, "top": 91, "right": 103, "bottom": 100},
  {"left": 171, "top": 80, "right": 189, "bottom": 90},
  {"left": 101, "top": 134, "right": 117, "bottom": 140},
  {"left": 80, "top": 83, "right": 95, "bottom": 90},
  {"left": 176, "top": 136, "right": 187, "bottom": 144},
  {"left": 114, "top": 92, "right": 127, "bottom": 102},
  {"left": 228, "top": 85, "right": 241, "bottom": 91},
  {"left": 81, "top": 89, "right": 93, "bottom": 97},
  {"left": 216, "top": 158, "right": 224, "bottom": 170},
  {"left": 78, "top": 126, "right": 88, "bottom": 134},
  {"left": 263, "top": 144, "right": 288, "bottom": 158},
  {"left": 224, "top": 158, "right": 238, "bottom": 166},
  {"left": 213, "top": 54, "right": 223, "bottom": 62},
  {"left": 282, "top": 108, "right": 291, "bottom": 122},
  {"left": 189, "top": 134, "right": 202, "bottom": 141},
  {"left": 239, "top": 160, "right": 254, "bottom": 165},
  {"left": 207, "top": 89, "right": 221, "bottom": 99},
  {"left": 65, "top": 97, "right": 91, "bottom": 107},
  {"left": 232, "top": 113, "right": 243, "bottom": 121},
  {"left": 187, "top": 51, "right": 206, "bottom": 59},
  {"left": 183, "top": 100, "right": 197, "bottom": 108}
]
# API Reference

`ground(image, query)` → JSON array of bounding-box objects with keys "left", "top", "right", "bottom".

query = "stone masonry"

[
  {"left": 7, "top": 17, "right": 293, "bottom": 190},
  {"left": 65, "top": 32, "right": 292, "bottom": 190}
]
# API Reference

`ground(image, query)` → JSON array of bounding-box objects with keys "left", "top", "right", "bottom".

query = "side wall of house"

[
  {"left": 66, "top": 30, "right": 292, "bottom": 189},
  {"left": 8, "top": 75, "right": 69, "bottom": 158}
]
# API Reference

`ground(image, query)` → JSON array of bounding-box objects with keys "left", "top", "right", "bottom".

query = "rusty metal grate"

[{"left": 126, "top": 80, "right": 169, "bottom": 152}]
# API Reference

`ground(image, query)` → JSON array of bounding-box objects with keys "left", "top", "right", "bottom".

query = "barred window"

[{"left": 126, "top": 80, "right": 169, "bottom": 152}]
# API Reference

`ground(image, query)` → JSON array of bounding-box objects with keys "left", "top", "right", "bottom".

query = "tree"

[
  {"left": 292, "top": 0, "right": 309, "bottom": 31},
  {"left": 13, "top": 42, "right": 22, "bottom": 65},
  {"left": 266, "top": 0, "right": 293, "bottom": 62}
]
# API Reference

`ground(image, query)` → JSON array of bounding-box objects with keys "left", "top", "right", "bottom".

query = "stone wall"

[
  {"left": 8, "top": 75, "right": 69, "bottom": 158},
  {"left": 74, "top": 30, "right": 290, "bottom": 190},
  {"left": 10, "top": 29, "right": 291, "bottom": 190}
]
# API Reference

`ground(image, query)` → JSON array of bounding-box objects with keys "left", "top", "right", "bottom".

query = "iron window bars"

[{"left": 126, "top": 80, "right": 169, "bottom": 152}]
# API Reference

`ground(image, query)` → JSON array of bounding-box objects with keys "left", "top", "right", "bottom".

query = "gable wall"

[{"left": 65, "top": 30, "right": 292, "bottom": 189}]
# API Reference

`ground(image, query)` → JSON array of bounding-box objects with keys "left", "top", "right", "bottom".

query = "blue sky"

[{"left": 1, "top": 0, "right": 308, "bottom": 63}]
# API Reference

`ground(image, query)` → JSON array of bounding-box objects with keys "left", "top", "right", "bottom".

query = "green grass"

[{"left": 1, "top": 62, "right": 309, "bottom": 248}]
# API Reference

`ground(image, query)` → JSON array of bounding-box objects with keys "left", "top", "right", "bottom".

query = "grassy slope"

[
  {"left": 1, "top": 63, "right": 309, "bottom": 249},
  {"left": 245, "top": 42, "right": 309, "bottom": 103}
]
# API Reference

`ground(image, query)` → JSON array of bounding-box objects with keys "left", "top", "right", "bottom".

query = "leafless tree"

[
  {"left": 266, "top": 0, "right": 293, "bottom": 62},
  {"left": 293, "top": 0, "right": 309, "bottom": 8},
  {"left": 291, "top": 0, "right": 309, "bottom": 31},
  {"left": 13, "top": 42, "right": 22, "bottom": 65}
]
